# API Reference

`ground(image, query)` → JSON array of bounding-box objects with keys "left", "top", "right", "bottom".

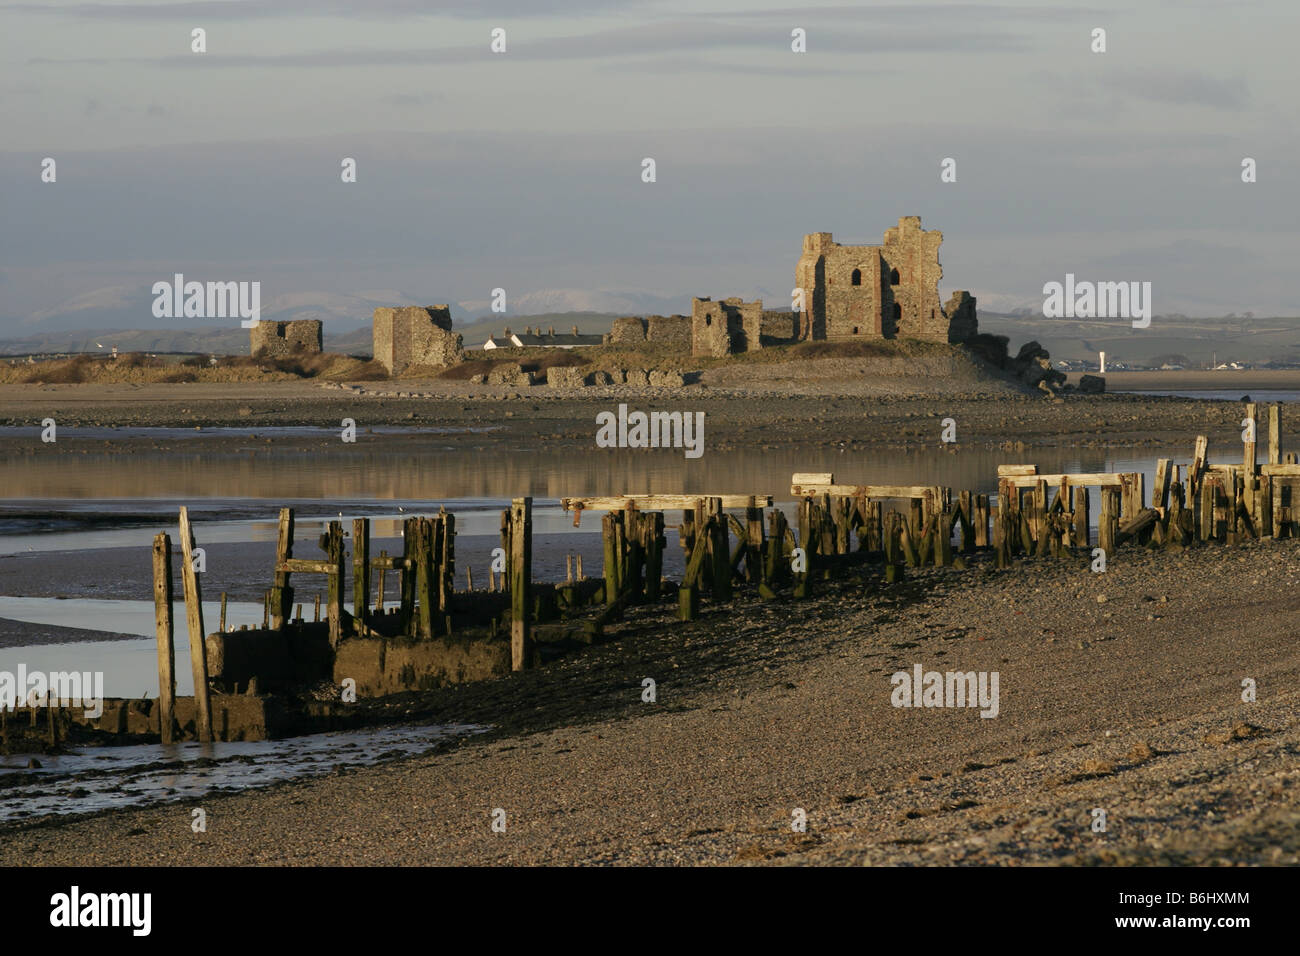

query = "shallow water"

[{"left": 0, "top": 722, "right": 487, "bottom": 824}]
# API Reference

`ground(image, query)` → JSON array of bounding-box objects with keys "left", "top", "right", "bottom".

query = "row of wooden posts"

[{"left": 148, "top": 402, "right": 1294, "bottom": 726}]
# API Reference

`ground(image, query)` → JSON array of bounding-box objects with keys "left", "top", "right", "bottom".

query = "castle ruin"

[
  {"left": 249, "top": 319, "right": 323, "bottom": 358},
  {"left": 691, "top": 297, "right": 763, "bottom": 357},
  {"left": 795, "top": 216, "right": 977, "bottom": 344},
  {"left": 373, "top": 306, "right": 465, "bottom": 374}
]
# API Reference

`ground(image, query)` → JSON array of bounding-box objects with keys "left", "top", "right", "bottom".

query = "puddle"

[{"left": 0, "top": 722, "right": 489, "bottom": 824}]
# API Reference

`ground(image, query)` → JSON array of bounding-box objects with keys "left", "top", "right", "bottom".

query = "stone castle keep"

[
  {"left": 687, "top": 216, "right": 977, "bottom": 357},
  {"left": 795, "top": 216, "right": 977, "bottom": 345}
]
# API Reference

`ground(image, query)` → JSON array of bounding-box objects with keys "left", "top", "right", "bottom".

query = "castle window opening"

[{"left": 851, "top": 269, "right": 862, "bottom": 286}]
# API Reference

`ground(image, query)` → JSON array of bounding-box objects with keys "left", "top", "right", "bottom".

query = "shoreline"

[{"left": 2, "top": 541, "right": 1298, "bottom": 864}]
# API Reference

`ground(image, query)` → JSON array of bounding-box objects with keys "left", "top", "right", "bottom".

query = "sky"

[{"left": 1, "top": 0, "right": 1297, "bottom": 334}]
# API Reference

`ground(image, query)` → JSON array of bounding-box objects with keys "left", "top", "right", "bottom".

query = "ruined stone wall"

[
  {"left": 646, "top": 314, "right": 691, "bottom": 345},
  {"left": 691, "top": 297, "right": 762, "bottom": 357},
  {"left": 761, "top": 310, "right": 799, "bottom": 344},
  {"left": 373, "top": 306, "right": 463, "bottom": 374},
  {"left": 249, "top": 319, "right": 323, "bottom": 358},
  {"left": 609, "top": 316, "right": 647, "bottom": 344},
  {"left": 943, "top": 291, "right": 978, "bottom": 344},
  {"left": 883, "top": 216, "right": 946, "bottom": 342}
]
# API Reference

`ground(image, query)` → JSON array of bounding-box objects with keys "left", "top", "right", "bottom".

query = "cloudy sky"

[{"left": 1, "top": 0, "right": 1296, "bottom": 333}]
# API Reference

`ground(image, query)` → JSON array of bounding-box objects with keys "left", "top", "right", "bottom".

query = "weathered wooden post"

[
  {"left": 415, "top": 518, "right": 435, "bottom": 639},
  {"left": 439, "top": 513, "right": 455, "bottom": 611},
  {"left": 602, "top": 512, "right": 622, "bottom": 605},
  {"left": 152, "top": 532, "right": 177, "bottom": 745},
  {"left": 707, "top": 498, "right": 731, "bottom": 601},
  {"left": 1073, "top": 485, "right": 1090, "bottom": 548},
  {"left": 624, "top": 505, "right": 645, "bottom": 603},
  {"left": 327, "top": 520, "right": 346, "bottom": 645},
  {"left": 177, "top": 507, "right": 212, "bottom": 743},
  {"left": 399, "top": 517, "right": 417, "bottom": 633},
  {"left": 644, "top": 512, "right": 665, "bottom": 601},
  {"left": 678, "top": 519, "right": 710, "bottom": 620},
  {"left": 1269, "top": 405, "right": 1281, "bottom": 465},
  {"left": 745, "top": 499, "right": 765, "bottom": 584},
  {"left": 352, "top": 517, "right": 370, "bottom": 630},
  {"left": 510, "top": 497, "right": 533, "bottom": 671},
  {"left": 1098, "top": 487, "right": 1119, "bottom": 558},
  {"left": 218, "top": 591, "right": 228, "bottom": 634},
  {"left": 270, "top": 507, "right": 294, "bottom": 631},
  {"left": 793, "top": 498, "right": 814, "bottom": 599}
]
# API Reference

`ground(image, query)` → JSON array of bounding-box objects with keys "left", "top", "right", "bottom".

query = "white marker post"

[{"left": 1099, "top": 350, "right": 1106, "bottom": 374}]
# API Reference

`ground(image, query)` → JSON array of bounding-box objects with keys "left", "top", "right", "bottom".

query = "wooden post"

[
  {"left": 1199, "top": 478, "right": 1215, "bottom": 541},
  {"left": 218, "top": 591, "right": 228, "bottom": 633},
  {"left": 602, "top": 512, "right": 622, "bottom": 605},
  {"left": 415, "top": 519, "right": 435, "bottom": 639},
  {"left": 1191, "top": 435, "right": 1208, "bottom": 497},
  {"left": 624, "top": 506, "right": 645, "bottom": 602},
  {"left": 1244, "top": 403, "right": 1258, "bottom": 521},
  {"left": 353, "top": 517, "right": 370, "bottom": 629},
  {"left": 794, "top": 499, "right": 814, "bottom": 597},
  {"left": 269, "top": 507, "right": 294, "bottom": 631},
  {"left": 1259, "top": 474, "right": 1273, "bottom": 538},
  {"left": 644, "top": 512, "right": 665, "bottom": 601},
  {"left": 1154, "top": 459, "right": 1172, "bottom": 514},
  {"left": 678, "top": 520, "right": 711, "bottom": 620},
  {"left": 152, "top": 533, "right": 177, "bottom": 745},
  {"left": 707, "top": 498, "right": 731, "bottom": 601},
  {"left": 499, "top": 509, "right": 511, "bottom": 594},
  {"left": 327, "top": 520, "right": 345, "bottom": 644},
  {"left": 177, "top": 507, "right": 212, "bottom": 743},
  {"left": 400, "top": 518, "right": 417, "bottom": 633},
  {"left": 745, "top": 501, "right": 765, "bottom": 584},
  {"left": 376, "top": 550, "right": 387, "bottom": 612},
  {"left": 510, "top": 497, "right": 533, "bottom": 671},
  {"left": 1098, "top": 488, "right": 1118, "bottom": 559},
  {"left": 1073, "top": 486, "right": 1090, "bottom": 548},
  {"left": 975, "top": 494, "right": 990, "bottom": 549},
  {"left": 1269, "top": 405, "right": 1281, "bottom": 465},
  {"left": 440, "top": 513, "right": 455, "bottom": 610}
]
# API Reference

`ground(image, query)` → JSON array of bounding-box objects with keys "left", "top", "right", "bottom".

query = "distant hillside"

[
  {"left": 978, "top": 312, "right": 1300, "bottom": 367},
  {"left": 0, "top": 313, "right": 625, "bottom": 357}
]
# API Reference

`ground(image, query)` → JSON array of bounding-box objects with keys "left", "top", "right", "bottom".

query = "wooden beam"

[
  {"left": 276, "top": 558, "right": 338, "bottom": 575},
  {"left": 177, "top": 507, "right": 212, "bottom": 743},
  {"left": 1000, "top": 473, "right": 1125, "bottom": 489},
  {"left": 563, "top": 494, "right": 772, "bottom": 514},
  {"left": 790, "top": 483, "right": 943, "bottom": 500}
]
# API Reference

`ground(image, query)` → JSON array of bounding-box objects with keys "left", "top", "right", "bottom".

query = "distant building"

[{"left": 483, "top": 326, "right": 603, "bottom": 350}]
